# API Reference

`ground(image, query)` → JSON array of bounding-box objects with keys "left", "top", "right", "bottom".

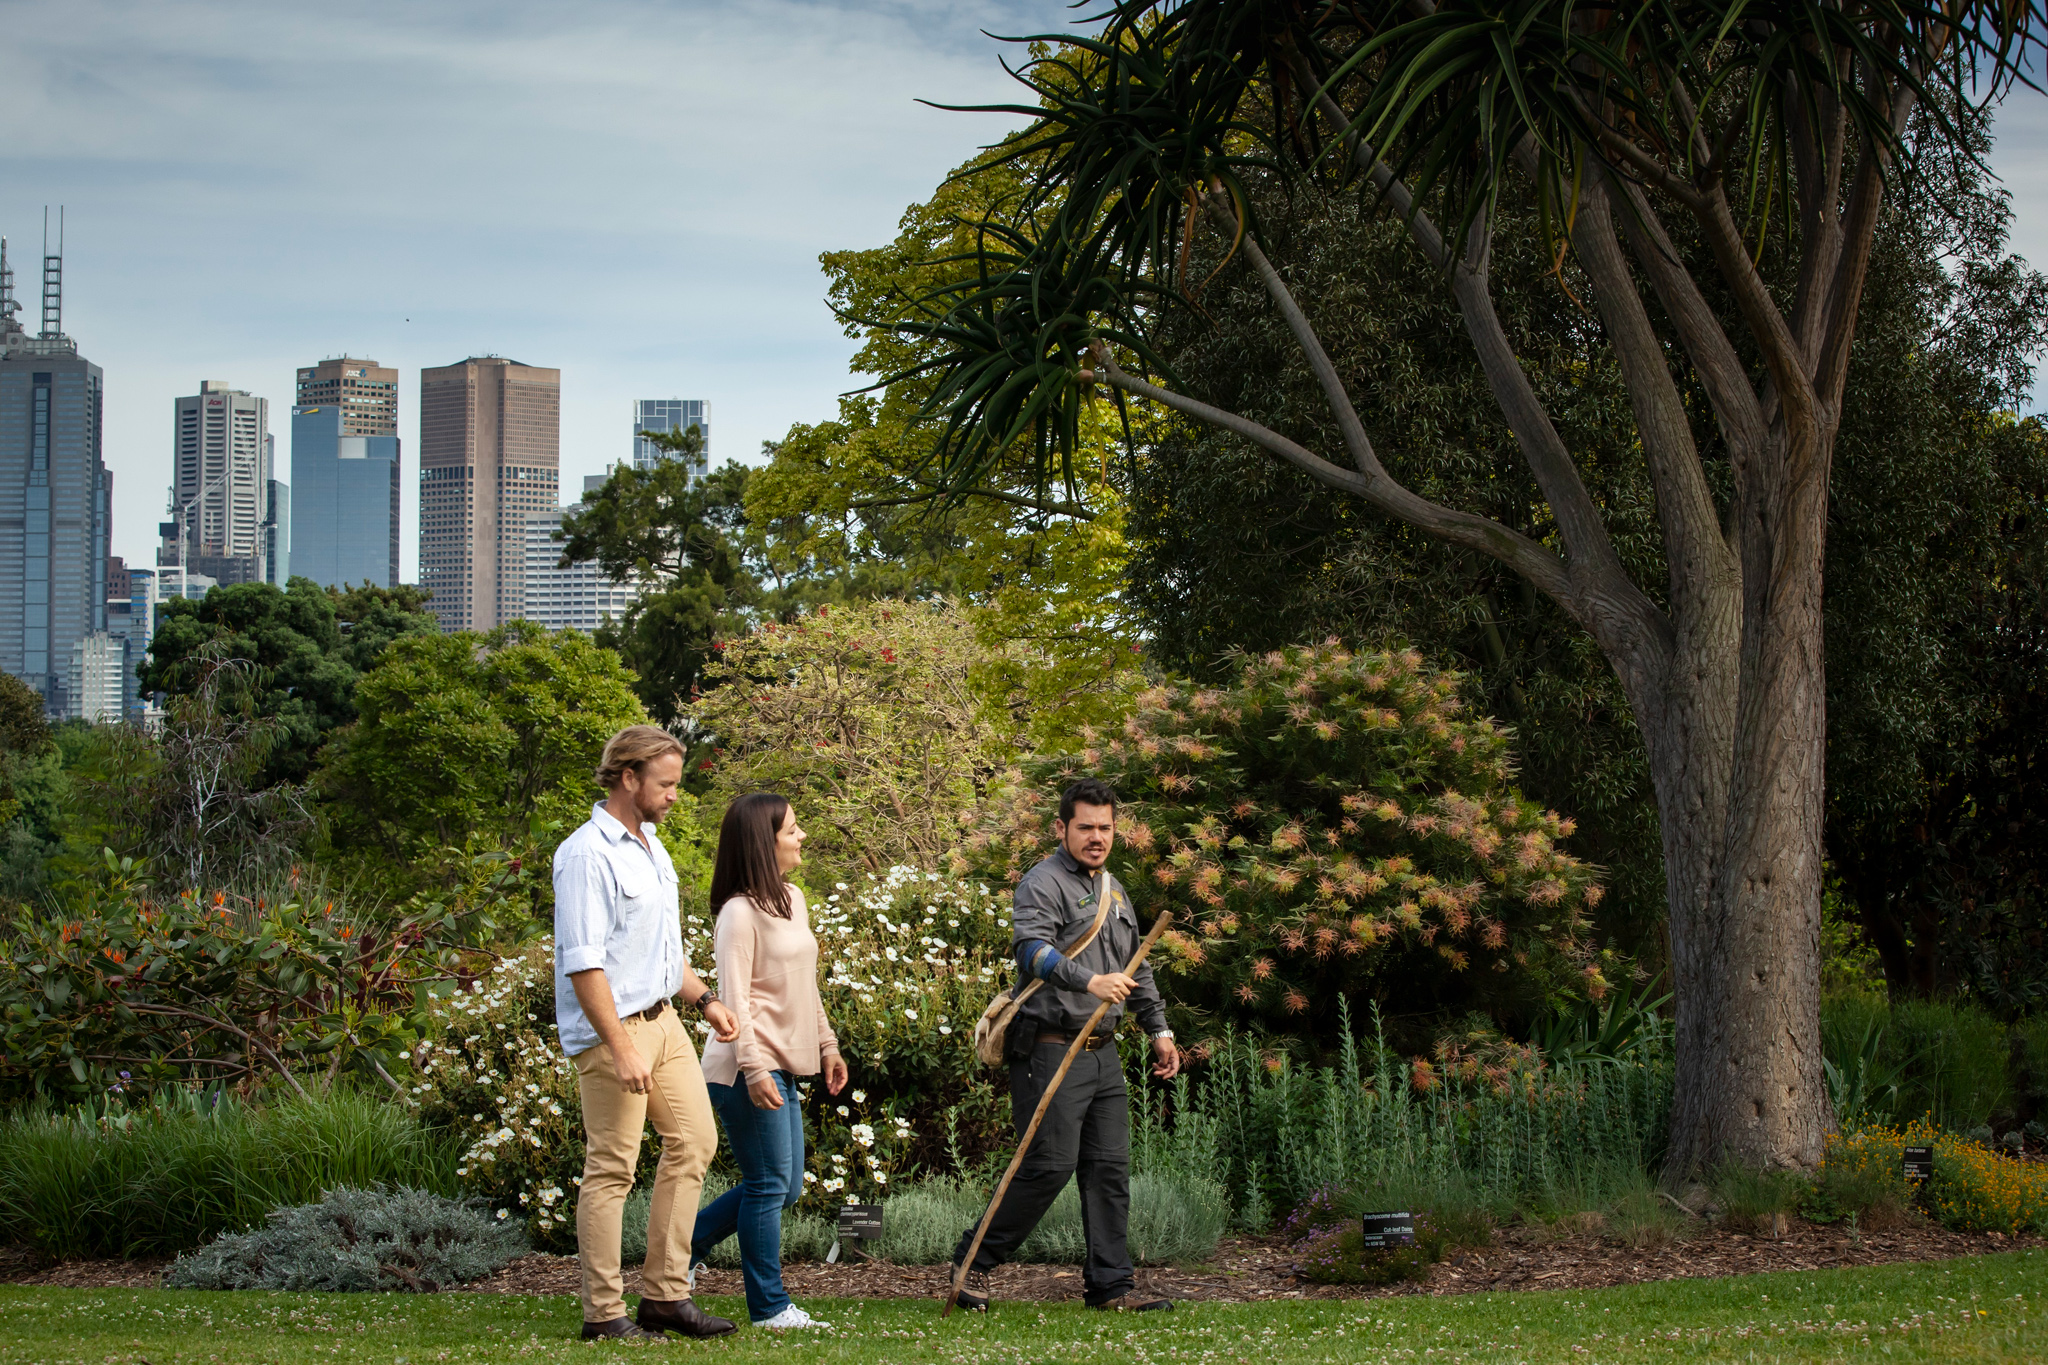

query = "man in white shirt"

[{"left": 556, "top": 725, "right": 739, "bottom": 1340}]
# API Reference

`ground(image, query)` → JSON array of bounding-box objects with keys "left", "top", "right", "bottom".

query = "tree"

[
  {"left": 141, "top": 578, "right": 438, "bottom": 783},
  {"left": 556, "top": 431, "right": 756, "bottom": 725},
  {"left": 873, "top": 4, "right": 2046, "bottom": 1171},
  {"left": 317, "top": 624, "right": 647, "bottom": 865},
  {"left": 1124, "top": 175, "right": 1669, "bottom": 957},
  {"left": 690, "top": 599, "right": 1015, "bottom": 888},
  {"left": 749, "top": 397, "right": 1146, "bottom": 753}
]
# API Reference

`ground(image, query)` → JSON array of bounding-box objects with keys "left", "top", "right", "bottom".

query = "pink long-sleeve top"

[{"left": 699, "top": 882, "right": 841, "bottom": 1087}]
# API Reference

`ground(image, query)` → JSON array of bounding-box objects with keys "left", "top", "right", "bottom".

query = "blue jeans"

[{"left": 693, "top": 1071, "right": 804, "bottom": 1322}]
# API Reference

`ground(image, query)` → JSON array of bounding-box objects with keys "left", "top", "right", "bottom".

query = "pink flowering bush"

[{"left": 964, "top": 640, "right": 1605, "bottom": 1034}]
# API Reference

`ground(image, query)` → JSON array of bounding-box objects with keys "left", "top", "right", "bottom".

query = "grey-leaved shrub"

[{"left": 165, "top": 1186, "right": 527, "bottom": 1292}]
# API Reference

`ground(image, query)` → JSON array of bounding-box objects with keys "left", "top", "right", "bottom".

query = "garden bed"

[{"left": 7, "top": 1218, "right": 2035, "bottom": 1303}]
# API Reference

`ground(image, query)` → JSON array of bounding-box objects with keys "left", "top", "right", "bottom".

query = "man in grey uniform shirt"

[{"left": 950, "top": 777, "right": 1180, "bottom": 1312}]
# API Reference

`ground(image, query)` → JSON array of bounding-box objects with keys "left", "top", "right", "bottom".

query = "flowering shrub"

[
  {"left": 965, "top": 639, "right": 1605, "bottom": 1032},
  {"left": 0, "top": 864, "right": 493, "bottom": 1104},
  {"left": 798, "top": 865, "right": 1016, "bottom": 1203},
  {"left": 1822, "top": 1118, "right": 2048, "bottom": 1234},
  {"left": 406, "top": 940, "right": 590, "bottom": 1250}
]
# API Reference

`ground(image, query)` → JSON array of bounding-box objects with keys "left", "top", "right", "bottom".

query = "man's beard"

[{"left": 634, "top": 799, "right": 667, "bottom": 826}]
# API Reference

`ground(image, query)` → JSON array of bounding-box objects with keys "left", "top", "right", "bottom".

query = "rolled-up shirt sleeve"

[
  {"left": 1128, "top": 955, "right": 1169, "bottom": 1035},
  {"left": 1009, "top": 876, "right": 1096, "bottom": 995},
  {"left": 554, "top": 852, "right": 615, "bottom": 976}
]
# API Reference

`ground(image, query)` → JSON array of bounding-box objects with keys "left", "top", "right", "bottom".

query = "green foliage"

[
  {"left": 692, "top": 601, "right": 1015, "bottom": 886},
  {"left": 317, "top": 623, "right": 647, "bottom": 867},
  {"left": 850, "top": 1170, "right": 1226, "bottom": 1267},
  {"left": 1822, "top": 119, "right": 2048, "bottom": 1005},
  {"left": 141, "top": 579, "right": 438, "bottom": 785},
  {"left": 1820, "top": 993, "right": 2014, "bottom": 1132},
  {"left": 0, "top": 1091, "right": 457, "bottom": 1259},
  {"left": 971, "top": 640, "right": 1605, "bottom": 1034},
  {"left": 557, "top": 448, "right": 754, "bottom": 725},
  {"left": 164, "top": 1186, "right": 525, "bottom": 1291},
  {"left": 0, "top": 867, "right": 501, "bottom": 1105},
  {"left": 0, "top": 671, "right": 50, "bottom": 759}
]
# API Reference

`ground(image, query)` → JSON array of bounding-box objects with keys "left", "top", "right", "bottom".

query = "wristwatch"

[{"left": 694, "top": 989, "right": 721, "bottom": 1012}]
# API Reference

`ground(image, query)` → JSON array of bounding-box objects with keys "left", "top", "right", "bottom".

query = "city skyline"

[{"left": 0, "top": 1, "right": 1084, "bottom": 584}]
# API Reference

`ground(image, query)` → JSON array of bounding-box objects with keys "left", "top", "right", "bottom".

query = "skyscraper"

[
  {"left": 166, "top": 381, "right": 270, "bottom": 586},
  {"left": 291, "top": 403, "right": 397, "bottom": 589},
  {"left": 632, "top": 398, "right": 709, "bottom": 476},
  {"left": 419, "top": 357, "right": 559, "bottom": 632},
  {"left": 296, "top": 357, "right": 398, "bottom": 436},
  {"left": 0, "top": 224, "right": 112, "bottom": 718}
]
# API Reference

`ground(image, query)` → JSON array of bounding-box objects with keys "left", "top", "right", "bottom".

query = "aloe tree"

[{"left": 876, "top": 2, "right": 2044, "bottom": 1173}]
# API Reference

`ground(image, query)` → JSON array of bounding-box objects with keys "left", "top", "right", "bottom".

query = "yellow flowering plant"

[{"left": 1821, "top": 1118, "right": 2048, "bottom": 1235}]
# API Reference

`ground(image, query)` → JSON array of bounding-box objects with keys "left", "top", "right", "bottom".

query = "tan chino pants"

[{"left": 573, "top": 1005, "right": 717, "bottom": 1324}]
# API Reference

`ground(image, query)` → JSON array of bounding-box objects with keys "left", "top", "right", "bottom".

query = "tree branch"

[
  {"left": 1572, "top": 181, "right": 1741, "bottom": 617},
  {"left": 1086, "top": 345, "right": 1583, "bottom": 610}
]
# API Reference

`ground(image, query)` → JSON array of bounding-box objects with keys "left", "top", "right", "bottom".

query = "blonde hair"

[{"left": 594, "top": 725, "right": 685, "bottom": 790}]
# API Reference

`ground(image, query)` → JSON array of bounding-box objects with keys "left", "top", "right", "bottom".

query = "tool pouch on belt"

[{"left": 971, "top": 892, "right": 1114, "bottom": 1068}]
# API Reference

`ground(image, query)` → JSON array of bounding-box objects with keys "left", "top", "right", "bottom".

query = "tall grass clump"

[
  {"left": 1184, "top": 999, "right": 1671, "bottom": 1225},
  {"left": 1820, "top": 994, "right": 2013, "bottom": 1131},
  {"left": 0, "top": 1089, "right": 458, "bottom": 1259}
]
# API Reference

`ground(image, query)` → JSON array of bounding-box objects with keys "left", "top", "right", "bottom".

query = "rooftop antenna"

[
  {"left": 40, "top": 206, "right": 62, "bottom": 340},
  {"left": 0, "top": 236, "right": 19, "bottom": 332}
]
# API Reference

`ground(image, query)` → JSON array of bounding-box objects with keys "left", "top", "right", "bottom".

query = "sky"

[
  {"left": 0, "top": 0, "right": 1074, "bottom": 579},
  {"left": 2, "top": 1, "right": 2045, "bottom": 582}
]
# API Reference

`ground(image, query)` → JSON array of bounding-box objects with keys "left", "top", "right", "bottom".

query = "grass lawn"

[{"left": 2, "top": 1252, "right": 2042, "bottom": 1364}]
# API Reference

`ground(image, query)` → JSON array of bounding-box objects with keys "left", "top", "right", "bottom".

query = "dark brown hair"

[
  {"left": 709, "top": 792, "right": 793, "bottom": 919},
  {"left": 595, "top": 725, "right": 685, "bottom": 790}
]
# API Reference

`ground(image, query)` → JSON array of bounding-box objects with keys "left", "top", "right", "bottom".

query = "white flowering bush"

[
  {"left": 788, "top": 866, "right": 1014, "bottom": 1211},
  {"left": 401, "top": 865, "right": 1026, "bottom": 1245},
  {"left": 405, "top": 939, "right": 593, "bottom": 1251}
]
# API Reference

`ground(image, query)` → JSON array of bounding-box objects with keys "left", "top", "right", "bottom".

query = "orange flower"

[{"left": 60, "top": 923, "right": 80, "bottom": 942}]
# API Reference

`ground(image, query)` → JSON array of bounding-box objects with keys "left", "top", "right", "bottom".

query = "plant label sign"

[
  {"left": 1359, "top": 1212, "right": 1417, "bottom": 1249},
  {"left": 1903, "top": 1146, "right": 1934, "bottom": 1184},
  {"left": 837, "top": 1203, "right": 884, "bottom": 1241}
]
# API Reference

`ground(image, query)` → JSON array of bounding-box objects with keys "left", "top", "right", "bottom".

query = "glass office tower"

[
  {"left": 0, "top": 232, "right": 110, "bottom": 718},
  {"left": 289, "top": 403, "right": 399, "bottom": 588},
  {"left": 632, "top": 398, "right": 709, "bottom": 475}
]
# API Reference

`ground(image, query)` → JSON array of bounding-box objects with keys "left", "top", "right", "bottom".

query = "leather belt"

[
  {"left": 630, "top": 999, "right": 669, "bottom": 1022},
  {"left": 1037, "top": 1029, "right": 1111, "bottom": 1051}
]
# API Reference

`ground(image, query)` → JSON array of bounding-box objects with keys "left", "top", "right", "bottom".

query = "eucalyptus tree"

[{"left": 876, "top": 2, "right": 2045, "bottom": 1171}]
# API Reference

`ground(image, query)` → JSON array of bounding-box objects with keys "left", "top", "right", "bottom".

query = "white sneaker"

[{"left": 753, "top": 1304, "right": 830, "bottom": 1330}]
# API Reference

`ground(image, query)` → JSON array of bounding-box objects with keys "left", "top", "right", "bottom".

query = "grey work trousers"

[{"left": 952, "top": 1038, "right": 1134, "bottom": 1305}]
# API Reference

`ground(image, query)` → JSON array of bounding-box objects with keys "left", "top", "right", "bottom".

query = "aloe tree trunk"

[{"left": 1085, "top": 71, "right": 1910, "bottom": 1169}]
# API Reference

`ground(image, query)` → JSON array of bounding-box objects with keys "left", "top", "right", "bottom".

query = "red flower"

[
  {"left": 699, "top": 759, "right": 716, "bottom": 770},
  {"left": 881, "top": 648, "right": 896, "bottom": 662}
]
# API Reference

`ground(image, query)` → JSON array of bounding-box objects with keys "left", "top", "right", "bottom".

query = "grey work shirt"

[{"left": 1009, "top": 848, "right": 1169, "bottom": 1037}]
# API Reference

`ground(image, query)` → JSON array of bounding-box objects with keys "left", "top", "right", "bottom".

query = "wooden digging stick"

[{"left": 944, "top": 910, "right": 1174, "bottom": 1317}]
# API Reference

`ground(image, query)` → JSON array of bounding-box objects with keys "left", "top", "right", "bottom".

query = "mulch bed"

[{"left": 3, "top": 1218, "right": 2036, "bottom": 1303}]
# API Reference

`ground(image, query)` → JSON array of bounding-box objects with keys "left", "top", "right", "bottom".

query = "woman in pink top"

[{"left": 690, "top": 792, "right": 847, "bottom": 1330}]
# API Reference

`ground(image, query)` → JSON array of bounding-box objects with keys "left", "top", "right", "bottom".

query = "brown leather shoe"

[
  {"left": 580, "top": 1317, "right": 667, "bottom": 1341},
  {"left": 1092, "top": 1293, "right": 1174, "bottom": 1312},
  {"left": 636, "top": 1297, "right": 737, "bottom": 1338}
]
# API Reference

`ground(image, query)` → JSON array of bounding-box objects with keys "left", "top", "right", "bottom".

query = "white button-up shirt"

[{"left": 552, "top": 802, "right": 686, "bottom": 1057}]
